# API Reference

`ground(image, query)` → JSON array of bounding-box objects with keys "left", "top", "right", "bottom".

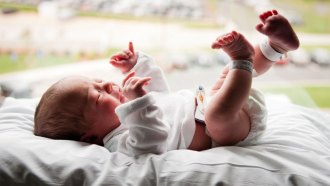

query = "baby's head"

[{"left": 34, "top": 76, "right": 125, "bottom": 145}]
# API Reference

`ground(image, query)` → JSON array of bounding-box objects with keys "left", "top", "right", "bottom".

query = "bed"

[{"left": 0, "top": 95, "right": 330, "bottom": 185}]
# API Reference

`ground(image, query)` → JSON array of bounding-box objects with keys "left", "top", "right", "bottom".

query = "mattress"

[{"left": 0, "top": 96, "right": 330, "bottom": 185}]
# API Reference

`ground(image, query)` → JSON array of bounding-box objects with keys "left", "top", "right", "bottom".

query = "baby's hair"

[{"left": 34, "top": 79, "right": 90, "bottom": 141}]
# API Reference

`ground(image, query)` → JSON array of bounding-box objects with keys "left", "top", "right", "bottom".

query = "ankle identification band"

[
  {"left": 229, "top": 60, "right": 253, "bottom": 73},
  {"left": 259, "top": 38, "right": 283, "bottom": 62}
]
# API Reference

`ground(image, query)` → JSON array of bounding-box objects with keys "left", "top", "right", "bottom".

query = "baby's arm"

[
  {"left": 114, "top": 93, "right": 170, "bottom": 156},
  {"left": 131, "top": 52, "right": 170, "bottom": 93},
  {"left": 110, "top": 42, "right": 170, "bottom": 93}
]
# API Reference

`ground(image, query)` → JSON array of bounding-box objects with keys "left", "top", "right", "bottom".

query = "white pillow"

[{"left": 1, "top": 97, "right": 330, "bottom": 185}]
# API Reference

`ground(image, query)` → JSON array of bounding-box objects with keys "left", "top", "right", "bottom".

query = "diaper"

[
  {"left": 236, "top": 88, "right": 267, "bottom": 146},
  {"left": 195, "top": 88, "right": 267, "bottom": 147}
]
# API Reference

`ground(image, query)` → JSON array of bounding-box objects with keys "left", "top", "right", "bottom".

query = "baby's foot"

[
  {"left": 256, "top": 10, "right": 300, "bottom": 53},
  {"left": 212, "top": 31, "right": 255, "bottom": 61}
]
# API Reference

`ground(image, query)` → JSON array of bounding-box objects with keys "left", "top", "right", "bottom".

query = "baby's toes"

[
  {"left": 271, "top": 9, "right": 278, "bottom": 15},
  {"left": 259, "top": 10, "right": 275, "bottom": 23},
  {"left": 220, "top": 32, "right": 237, "bottom": 44},
  {"left": 212, "top": 35, "right": 229, "bottom": 49},
  {"left": 230, "top": 31, "right": 239, "bottom": 39},
  {"left": 212, "top": 31, "right": 239, "bottom": 49},
  {"left": 223, "top": 35, "right": 234, "bottom": 43},
  {"left": 211, "top": 39, "right": 226, "bottom": 49}
]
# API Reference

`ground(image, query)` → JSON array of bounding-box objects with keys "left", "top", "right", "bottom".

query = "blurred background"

[{"left": 0, "top": 0, "right": 329, "bottom": 113}]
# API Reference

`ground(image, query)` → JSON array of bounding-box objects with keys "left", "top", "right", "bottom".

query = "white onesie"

[
  {"left": 103, "top": 52, "right": 196, "bottom": 156},
  {"left": 103, "top": 52, "right": 267, "bottom": 156}
]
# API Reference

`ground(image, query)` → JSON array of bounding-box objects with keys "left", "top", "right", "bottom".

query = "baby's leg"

[
  {"left": 209, "top": 64, "right": 229, "bottom": 96},
  {"left": 207, "top": 31, "right": 254, "bottom": 146},
  {"left": 254, "top": 9, "right": 300, "bottom": 75},
  {"left": 210, "top": 31, "right": 255, "bottom": 95}
]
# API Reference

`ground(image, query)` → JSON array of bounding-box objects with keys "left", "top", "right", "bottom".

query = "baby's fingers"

[
  {"left": 110, "top": 52, "right": 128, "bottom": 65},
  {"left": 114, "top": 52, "right": 130, "bottom": 60},
  {"left": 109, "top": 59, "right": 124, "bottom": 67},
  {"left": 129, "top": 41, "right": 135, "bottom": 54},
  {"left": 135, "top": 77, "right": 151, "bottom": 88},
  {"left": 122, "top": 71, "right": 135, "bottom": 87}
]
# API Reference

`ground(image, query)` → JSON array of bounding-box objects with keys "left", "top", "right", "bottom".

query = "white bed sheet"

[{"left": 0, "top": 96, "right": 330, "bottom": 185}]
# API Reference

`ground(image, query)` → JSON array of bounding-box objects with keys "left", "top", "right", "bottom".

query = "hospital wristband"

[
  {"left": 259, "top": 38, "right": 283, "bottom": 62},
  {"left": 229, "top": 60, "right": 253, "bottom": 73}
]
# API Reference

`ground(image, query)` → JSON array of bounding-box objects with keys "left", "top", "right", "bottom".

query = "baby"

[{"left": 34, "top": 10, "right": 299, "bottom": 155}]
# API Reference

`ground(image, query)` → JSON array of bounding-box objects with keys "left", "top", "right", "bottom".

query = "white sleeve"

[
  {"left": 129, "top": 51, "right": 170, "bottom": 93},
  {"left": 114, "top": 92, "right": 170, "bottom": 156}
]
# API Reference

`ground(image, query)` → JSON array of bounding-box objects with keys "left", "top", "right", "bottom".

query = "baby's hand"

[
  {"left": 122, "top": 71, "right": 151, "bottom": 101},
  {"left": 110, "top": 42, "right": 138, "bottom": 73}
]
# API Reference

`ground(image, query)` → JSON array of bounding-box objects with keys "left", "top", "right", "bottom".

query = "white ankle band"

[
  {"left": 259, "top": 38, "right": 283, "bottom": 62},
  {"left": 229, "top": 60, "right": 253, "bottom": 73}
]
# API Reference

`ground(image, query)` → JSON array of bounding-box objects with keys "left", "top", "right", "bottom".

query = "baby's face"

[{"left": 61, "top": 76, "right": 127, "bottom": 144}]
